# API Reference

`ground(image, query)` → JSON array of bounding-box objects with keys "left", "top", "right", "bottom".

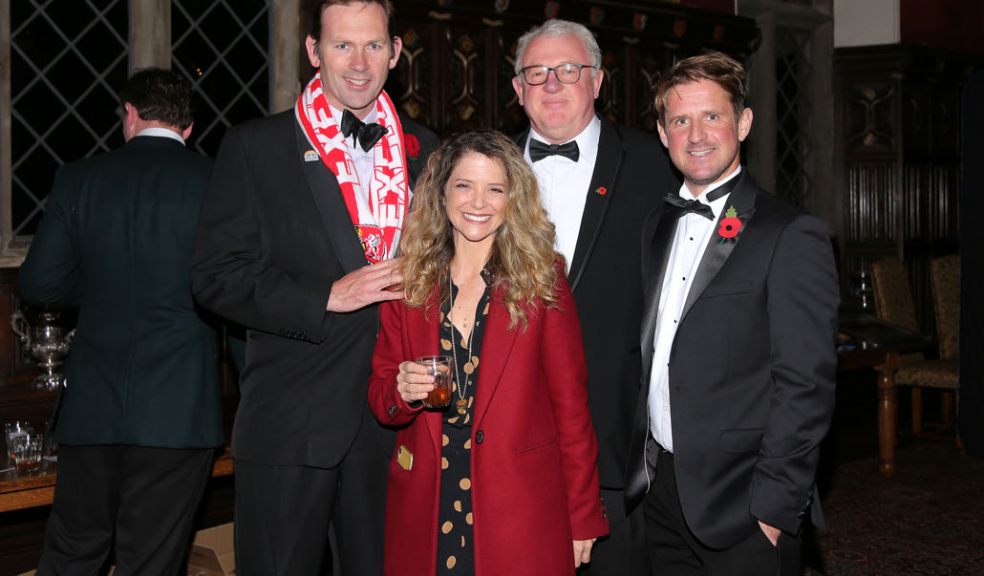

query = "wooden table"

[
  {"left": 838, "top": 314, "right": 932, "bottom": 477},
  {"left": 0, "top": 448, "right": 233, "bottom": 513}
]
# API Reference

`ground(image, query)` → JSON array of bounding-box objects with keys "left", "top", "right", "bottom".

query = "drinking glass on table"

[
  {"left": 4, "top": 421, "right": 35, "bottom": 463},
  {"left": 415, "top": 355, "right": 453, "bottom": 409},
  {"left": 11, "top": 432, "right": 44, "bottom": 472}
]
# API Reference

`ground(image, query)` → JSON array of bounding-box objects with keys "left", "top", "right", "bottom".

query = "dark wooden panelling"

[
  {"left": 845, "top": 82, "right": 897, "bottom": 158},
  {"left": 0, "top": 269, "right": 61, "bottom": 434},
  {"left": 835, "top": 45, "right": 979, "bottom": 333},
  {"left": 847, "top": 163, "right": 897, "bottom": 242},
  {"left": 381, "top": 0, "right": 759, "bottom": 136},
  {"left": 901, "top": 0, "right": 984, "bottom": 57},
  {"left": 1, "top": 268, "right": 32, "bottom": 380}
]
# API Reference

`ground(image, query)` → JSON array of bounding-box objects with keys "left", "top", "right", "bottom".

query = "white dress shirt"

[
  {"left": 524, "top": 117, "right": 601, "bottom": 272},
  {"left": 135, "top": 127, "right": 185, "bottom": 145},
  {"left": 330, "top": 105, "right": 377, "bottom": 201},
  {"left": 648, "top": 167, "right": 742, "bottom": 452}
]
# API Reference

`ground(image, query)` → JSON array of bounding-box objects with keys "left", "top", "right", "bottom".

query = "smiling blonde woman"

[{"left": 369, "top": 130, "right": 609, "bottom": 575}]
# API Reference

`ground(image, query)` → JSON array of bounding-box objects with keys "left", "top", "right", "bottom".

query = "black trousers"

[
  {"left": 643, "top": 438, "right": 801, "bottom": 576},
  {"left": 577, "top": 487, "right": 649, "bottom": 575},
  {"left": 37, "top": 444, "right": 214, "bottom": 576},
  {"left": 233, "top": 411, "right": 390, "bottom": 576}
]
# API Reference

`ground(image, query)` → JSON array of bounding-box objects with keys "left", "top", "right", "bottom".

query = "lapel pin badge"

[
  {"left": 303, "top": 150, "right": 319, "bottom": 163},
  {"left": 595, "top": 186, "right": 607, "bottom": 196}
]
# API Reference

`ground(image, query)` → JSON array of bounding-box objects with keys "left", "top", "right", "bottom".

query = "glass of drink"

[
  {"left": 4, "top": 421, "right": 34, "bottom": 463},
  {"left": 11, "top": 432, "right": 44, "bottom": 472},
  {"left": 415, "top": 355, "right": 453, "bottom": 409}
]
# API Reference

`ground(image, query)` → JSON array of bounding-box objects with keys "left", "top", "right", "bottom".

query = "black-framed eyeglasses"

[{"left": 518, "top": 63, "right": 597, "bottom": 85}]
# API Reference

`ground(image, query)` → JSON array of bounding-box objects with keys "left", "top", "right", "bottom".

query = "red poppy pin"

[
  {"left": 405, "top": 134, "right": 420, "bottom": 159},
  {"left": 595, "top": 186, "right": 607, "bottom": 196},
  {"left": 717, "top": 206, "right": 742, "bottom": 242}
]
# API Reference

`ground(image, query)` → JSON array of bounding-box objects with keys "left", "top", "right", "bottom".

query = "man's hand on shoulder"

[{"left": 326, "top": 258, "right": 403, "bottom": 313}]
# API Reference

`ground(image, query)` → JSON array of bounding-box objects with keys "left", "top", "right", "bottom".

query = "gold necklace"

[{"left": 448, "top": 272, "right": 475, "bottom": 416}]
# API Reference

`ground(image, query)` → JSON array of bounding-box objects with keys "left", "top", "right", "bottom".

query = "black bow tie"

[
  {"left": 529, "top": 138, "right": 580, "bottom": 162},
  {"left": 664, "top": 195, "right": 714, "bottom": 219},
  {"left": 341, "top": 109, "right": 387, "bottom": 152},
  {"left": 664, "top": 177, "right": 739, "bottom": 220}
]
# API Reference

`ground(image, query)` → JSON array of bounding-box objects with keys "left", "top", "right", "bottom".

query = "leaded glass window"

[
  {"left": 775, "top": 27, "right": 814, "bottom": 207},
  {"left": 171, "top": 0, "right": 270, "bottom": 157},
  {"left": 10, "top": 0, "right": 128, "bottom": 236}
]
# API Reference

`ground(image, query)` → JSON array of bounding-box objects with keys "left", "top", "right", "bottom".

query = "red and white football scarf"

[{"left": 295, "top": 76, "right": 409, "bottom": 264}]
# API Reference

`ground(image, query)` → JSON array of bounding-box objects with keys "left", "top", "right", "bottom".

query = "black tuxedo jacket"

[
  {"left": 19, "top": 136, "right": 223, "bottom": 449},
  {"left": 626, "top": 171, "right": 838, "bottom": 549},
  {"left": 520, "top": 119, "right": 675, "bottom": 489},
  {"left": 191, "top": 111, "right": 437, "bottom": 468}
]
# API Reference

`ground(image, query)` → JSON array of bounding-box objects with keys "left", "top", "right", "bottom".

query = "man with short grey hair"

[{"left": 512, "top": 18, "right": 676, "bottom": 575}]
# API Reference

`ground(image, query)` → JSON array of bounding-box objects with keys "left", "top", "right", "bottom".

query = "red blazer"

[{"left": 369, "top": 276, "right": 609, "bottom": 576}]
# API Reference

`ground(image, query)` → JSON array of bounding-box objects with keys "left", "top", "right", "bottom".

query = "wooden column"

[
  {"left": 747, "top": 10, "right": 777, "bottom": 195},
  {"left": 129, "top": 0, "right": 171, "bottom": 71},
  {"left": 270, "top": 0, "right": 301, "bottom": 113},
  {"left": 810, "top": 17, "right": 838, "bottom": 230}
]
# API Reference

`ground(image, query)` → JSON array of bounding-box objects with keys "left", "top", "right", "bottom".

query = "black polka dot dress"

[{"left": 435, "top": 278, "right": 491, "bottom": 574}]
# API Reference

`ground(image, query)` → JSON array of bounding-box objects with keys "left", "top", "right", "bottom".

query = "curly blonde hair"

[{"left": 399, "top": 130, "right": 559, "bottom": 329}]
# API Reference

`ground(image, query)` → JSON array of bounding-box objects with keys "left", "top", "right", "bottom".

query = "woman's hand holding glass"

[
  {"left": 397, "top": 356, "right": 453, "bottom": 408},
  {"left": 397, "top": 360, "right": 434, "bottom": 404}
]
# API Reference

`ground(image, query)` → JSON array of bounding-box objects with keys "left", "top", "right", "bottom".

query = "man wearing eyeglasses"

[{"left": 512, "top": 18, "right": 675, "bottom": 576}]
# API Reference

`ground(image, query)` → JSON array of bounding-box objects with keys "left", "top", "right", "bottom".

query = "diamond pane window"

[
  {"left": 10, "top": 0, "right": 128, "bottom": 237},
  {"left": 172, "top": 0, "right": 270, "bottom": 158},
  {"left": 775, "top": 28, "right": 814, "bottom": 208}
]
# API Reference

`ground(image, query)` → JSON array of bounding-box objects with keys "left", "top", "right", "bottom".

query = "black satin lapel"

[
  {"left": 567, "top": 120, "right": 623, "bottom": 291},
  {"left": 680, "top": 173, "right": 758, "bottom": 321},
  {"left": 294, "top": 122, "right": 368, "bottom": 274},
  {"left": 627, "top": 207, "right": 675, "bottom": 514},
  {"left": 641, "top": 210, "right": 678, "bottom": 367}
]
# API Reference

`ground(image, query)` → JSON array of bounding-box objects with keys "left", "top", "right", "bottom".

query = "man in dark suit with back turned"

[
  {"left": 190, "top": 1, "right": 437, "bottom": 574},
  {"left": 625, "top": 52, "right": 838, "bottom": 575},
  {"left": 18, "top": 68, "right": 223, "bottom": 575},
  {"left": 511, "top": 18, "right": 675, "bottom": 575}
]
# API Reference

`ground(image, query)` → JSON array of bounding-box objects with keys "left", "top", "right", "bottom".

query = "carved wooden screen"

[
  {"left": 835, "top": 45, "right": 978, "bottom": 331},
  {"left": 382, "top": 0, "right": 759, "bottom": 137}
]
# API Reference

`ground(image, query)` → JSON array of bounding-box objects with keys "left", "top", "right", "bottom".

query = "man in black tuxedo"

[
  {"left": 511, "top": 18, "right": 675, "bottom": 575},
  {"left": 190, "top": 1, "right": 437, "bottom": 574},
  {"left": 19, "top": 68, "right": 222, "bottom": 575},
  {"left": 624, "top": 52, "right": 837, "bottom": 575}
]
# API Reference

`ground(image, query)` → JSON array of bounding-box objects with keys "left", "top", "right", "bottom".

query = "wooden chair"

[
  {"left": 929, "top": 255, "right": 960, "bottom": 426},
  {"left": 870, "top": 258, "right": 958, "bottom": 434}
]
